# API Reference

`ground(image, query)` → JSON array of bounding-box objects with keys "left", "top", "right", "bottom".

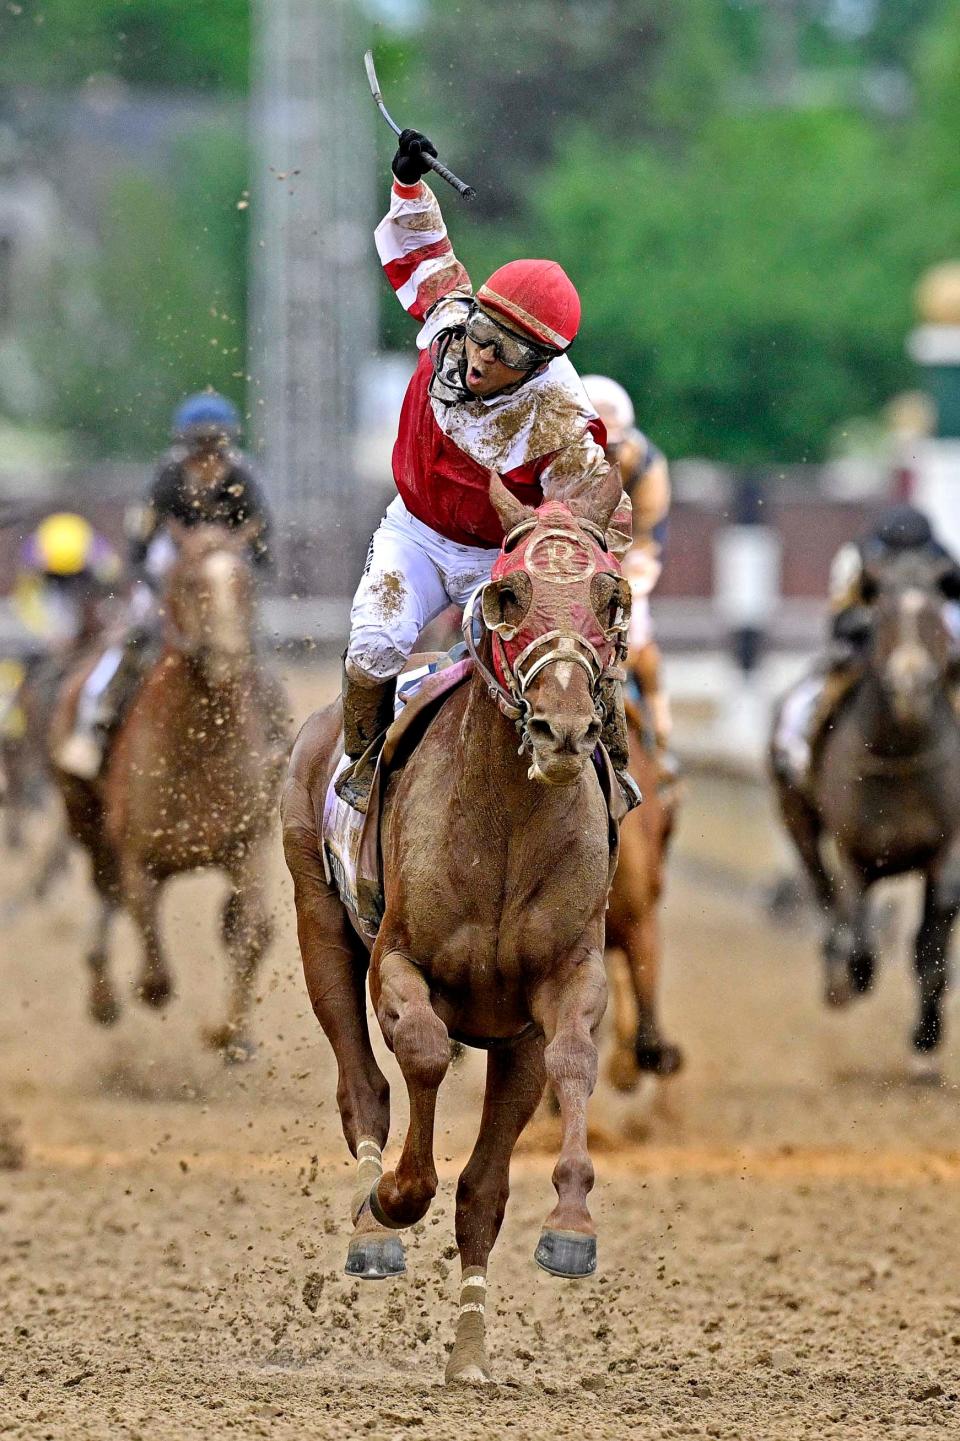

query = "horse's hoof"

[
  {"left": 137, "top": 976, "right": 172, "bottom": 1010},
  {"left": 223, "top": 1036, "right": 257, "bottom": 1066},
  {"left": 203, "top": 1025, "right": 257, "bottom": 1065},
  {"left": 635, "top": 1041, "right": 685, "bottom": 1076},
  {"left": 606, "top": 1050, "right": 640, "bottom": 1093},
  {"left": 344, "top": 1233, "right": 406, "bottom": 1281},
  {"left": 534, "top": 1229, "right": 597, "bottom": 1279},
  {"left": 908, "top": 1052, "right": 943, "bottom": 1086},
  {"left": 824, "top": 975, "right": 853, "bottom": 1009},
  {"left": 849, "top": 952, "right": 875, "bottom": 994},
  {"left": 89, "top": 993, "right": 121, "bottom": 1027},
  {"left": 445, "top": 1362, "right": 494, "bottom": 1386}
]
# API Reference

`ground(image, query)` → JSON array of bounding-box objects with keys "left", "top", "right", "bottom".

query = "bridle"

[{"left": 460, "top": 518, "right": 629, "bottom": 756}]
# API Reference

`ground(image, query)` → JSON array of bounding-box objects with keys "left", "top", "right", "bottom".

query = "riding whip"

[{"left": 363, "top": 50, "right": 476, "bottom": 202}]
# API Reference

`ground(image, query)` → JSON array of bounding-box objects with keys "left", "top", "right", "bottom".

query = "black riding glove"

[{"left": 392, "top": 128, "right": 437, "bottom": 186}]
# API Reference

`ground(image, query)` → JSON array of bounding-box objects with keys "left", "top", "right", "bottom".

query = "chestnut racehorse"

[
  {"left": 283, "top": 471, "right": 633, "bottom": 1384},
  {"left": 50, "top": 526, "right": 288, "bottom": 1058},
  {"left": 605, "top": 701, "right": 683, "bottom": 1090}
]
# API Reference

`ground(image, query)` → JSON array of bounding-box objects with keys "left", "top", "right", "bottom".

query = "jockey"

[
  {"left": 772, "top": 505, "right": 960, "bottom": 786},
  {"left": 56, "top": 391, "right": 272, "bottom": 780},
  {"left": 580, "top": 374, "right": 677, "bottom": 788},
  {"left": 2, "top": 513, "right": 120, "bottom": 741},
  {"left": 337, "top": 129, "right": 634, "bottom": 812},
  {"left": 13, "top": 512, "right": 120, "bottom": 649}
]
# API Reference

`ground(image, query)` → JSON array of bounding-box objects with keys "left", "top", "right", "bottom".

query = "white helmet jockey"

[{"left": 581, "top": 375, "right": 635, "bottom": 448}]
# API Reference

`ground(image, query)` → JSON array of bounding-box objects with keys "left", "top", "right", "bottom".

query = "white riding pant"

[
  {"left": 772, "top": 672, "right": 825, "bottom": 782},
  {"left": 347, "top": 497, "right": 497, "bottom": 682},
  {"left": 75, "top": 580, "right": 159, "bottom": 722},
  {"left": 622, "top": 547, "right": 660, "bottom": 651}
]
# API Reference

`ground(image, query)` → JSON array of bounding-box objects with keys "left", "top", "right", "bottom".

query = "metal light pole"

[{"left": 248, "top": 0, "right": 375, "bottom": 594}]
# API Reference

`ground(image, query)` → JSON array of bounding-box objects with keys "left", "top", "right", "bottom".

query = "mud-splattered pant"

[{"left": 347, "top": 497, "right": 497, "bottom": 683}]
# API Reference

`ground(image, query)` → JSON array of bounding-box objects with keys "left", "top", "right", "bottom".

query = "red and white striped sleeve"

[{"left": 374, "top": 179, "right": 471, "bottom": 320}]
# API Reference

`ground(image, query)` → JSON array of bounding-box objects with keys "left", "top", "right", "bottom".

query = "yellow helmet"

[{"left": 32, "top": 512, "right": 95, "bottom": 576}]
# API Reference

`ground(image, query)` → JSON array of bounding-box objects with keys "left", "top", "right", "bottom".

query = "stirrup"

[{"left": 334, "top": 757, "right": 375, "bottom": 814}]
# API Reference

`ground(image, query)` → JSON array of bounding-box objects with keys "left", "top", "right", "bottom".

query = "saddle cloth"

[
  {"left": 322, "top": 654, "right": 626, "bottom": 941},
  {"left": 323, "top": 655, "right": 474, "bottom": 939}
]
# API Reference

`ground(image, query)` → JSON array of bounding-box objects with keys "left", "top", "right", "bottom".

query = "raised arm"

[
  {"left": 539, "top": 430, "right": 633, "bottom": 558},
  {"left": 374, "top": 130, "right": 471, "bottom": 320}
]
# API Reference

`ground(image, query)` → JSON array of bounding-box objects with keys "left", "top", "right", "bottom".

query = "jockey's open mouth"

[{"left": 463, "top": 306, "right": 556, "bottom": 397}]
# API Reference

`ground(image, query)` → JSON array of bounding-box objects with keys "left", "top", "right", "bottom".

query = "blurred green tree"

[
  {"left": 0, "top": 0, "right": 249, "bottom": 92},
  {"left": 518, "top": 109, "right": 924, "bottom": 461},
  {"left": 39, "top": 124, "right": 248, "bottom": 455},
  {"left": 416, "top": 0, "right": 736, "bottom": 216}
]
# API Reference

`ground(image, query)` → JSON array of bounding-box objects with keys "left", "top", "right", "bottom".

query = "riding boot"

[
  {"left": 598, "top": 676, "right": 642, "bottom": 812},
  {"left": 334, "top": 662, "right": 397, "bottom": 814}
]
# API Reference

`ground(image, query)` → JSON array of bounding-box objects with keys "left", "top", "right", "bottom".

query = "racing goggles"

[{"left": 464, "top": 306, "right": 556, "bottom": 372}]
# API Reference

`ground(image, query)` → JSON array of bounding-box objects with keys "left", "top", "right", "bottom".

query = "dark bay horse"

[
  {"left": 283, "top": 470, "right": 633, "bottom": 1383},
  {"left": 605, "top": 701, "right": 683, "bottom": 1090},
  {"left": 50, "top": 526, "right": 288, "bottom": 1058},
  {"left": 772, "top": 555, "right": 960, "bottom": 1076}
]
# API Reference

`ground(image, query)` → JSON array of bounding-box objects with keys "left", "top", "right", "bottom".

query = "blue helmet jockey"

[{"left": 172, "top": 391, "right": 241, "bottom": 446}]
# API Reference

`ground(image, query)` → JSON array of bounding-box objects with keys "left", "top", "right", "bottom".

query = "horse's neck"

[
  {"left": 455, "top": 670, "right": 565, "bottom": 841},
  {"left": 162, "top": 649, "right": 250, "bottom": 736},
  {"left": 855, "top": 671, "right": 951, "bottom": 757}
]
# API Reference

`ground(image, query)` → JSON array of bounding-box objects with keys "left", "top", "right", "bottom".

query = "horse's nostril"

[{"left": 527, "top": 717, "right": 555, "bottom": 742}]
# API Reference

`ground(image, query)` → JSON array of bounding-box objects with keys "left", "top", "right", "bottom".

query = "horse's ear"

[
  {"left": 488, "top": 469, "right": 536, "bottom": 536},
  {"left": 568, "top": 462, "right": 623, "bottom": 535},
  {"left": 481, "top": 571, "right": 532, "bottom": 640},
  {"left": 591, "top": 572, "right": 632, "bottom": 649}
]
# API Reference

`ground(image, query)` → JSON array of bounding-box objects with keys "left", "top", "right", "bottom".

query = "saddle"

[{"left": 323, "top": 654, "right": 625, "bottom": 940}]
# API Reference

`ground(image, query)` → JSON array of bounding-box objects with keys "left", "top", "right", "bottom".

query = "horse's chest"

[
  {"left": 121, "top": 719, "right": 271, "bottom": 863},
  {"left": 838, "top": 773, "right": 960, "bottom": 866},
  {"left": 391, "top": 817, "right": 608, "bottom": 986}
]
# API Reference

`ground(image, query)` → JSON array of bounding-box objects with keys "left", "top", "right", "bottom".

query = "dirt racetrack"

[{"left": 2, "top": 666, "right": 960, "bottom": 1440}]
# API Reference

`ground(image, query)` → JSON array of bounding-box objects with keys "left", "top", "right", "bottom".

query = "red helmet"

[{"left": 476, "top": 259, "right": 581, "bottom": 351}]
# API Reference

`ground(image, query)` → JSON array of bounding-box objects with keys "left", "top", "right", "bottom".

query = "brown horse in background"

[
  {"left": 772, "top": 554, "right": 960, "bottom": 1078},
  {"left": 605, "top": 700, "right": 683, "bottom": 1090},
  {"left": 283, "top": 471, "right": 634, "bottom": 1384},
  {"left": 2, "top": 585, "right": 113, "bottom": 894},
  {"left": 50, "top": 525, "right": 288, "bottom": 1059}
]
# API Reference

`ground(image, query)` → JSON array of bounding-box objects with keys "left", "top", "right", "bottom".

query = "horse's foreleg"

[
  {"left": 912, "top": 867, "right": 960, "bottom": 1065},
  {"left": 446, "top": 1031, "right": 546, "bottom": 1384},
  {"left": 605, "top": 944, "right": 640, "bottom": 1092},
  {"left": 531, "top": 946, "right": 607, "bottom": 1279},
  {"left": 87, "top": 896, "right": 119, "bottom": 1026},
  {"left": 824, "top": 859, "right": 873, "bottom": 1007},
  {"left": 282, "top": 793, "right": 397, "bottom": 1278},
  {"left": 282, "top": 795, "right": 390, "bottom": 1154},
  {"left": 773, "top": 776, "right": 835, "bottom": 913},
  {"left": 208, "top": 843, "right": 274, "bottom": 1063},
  {"left": 623, "top": 905, "right": 683, "bottom": 1078},
  {"left": 121, "top": 859, "right": 172, "bottom": 1009},
  {"left": 369, "top": 949, "right": 450, "bottom": 1230}
]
